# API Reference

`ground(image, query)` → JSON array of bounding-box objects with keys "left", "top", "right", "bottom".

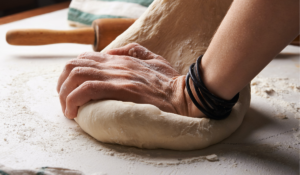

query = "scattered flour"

[
  {"left": 1, "top": 63, "right": 298, "bottom": 171},
  {"left": 0, "top": 67, "right": 218, "bottom": 167},
  {"left": 206, "top": 154, "right": 219, "bottom": 162},
  {"left": 251, "top": 77, "right": 300, "bottom": 120}
]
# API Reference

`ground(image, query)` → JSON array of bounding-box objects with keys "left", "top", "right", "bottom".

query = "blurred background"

[{"left": 0, "top": 0, "right": 70, "bottom": 17}]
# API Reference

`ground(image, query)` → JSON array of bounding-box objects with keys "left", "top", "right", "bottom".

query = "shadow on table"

[
  {"left": 97, "top": 107, "right": 273, "bottom": 158},
  {"left": 275, "top": 52, "right": 299, "bottom": 59},
  {"left": 85, "top": 107, "right": 297, "bottom": 173}
]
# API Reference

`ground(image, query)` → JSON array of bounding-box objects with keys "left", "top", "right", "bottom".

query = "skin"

[
  {"left": 57, "top": 0, "right": 299, "bottom": 119},
  {"left": 201, "top": 0, "right": 299, "bottom": 100},
  {"left": 57, "top": 44, "right": 198, "bottom": 119}
]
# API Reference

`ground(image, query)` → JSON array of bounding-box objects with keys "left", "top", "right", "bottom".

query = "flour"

[
  {"left": 293, "top": 130, "right": 300, "bottom": 141},
  {"left": 1, "top": 62, "right": 298, "bottom": 171},
  {"left": 251, "top": 76, "right": 300, "bottom": 120},
  {"left": 0, "top": 66, "right": 218, "bottom": 166},
  {"left": 99, "top": 148, "right": 208, "bottom": 166},
  {"left": 1, "top": 68, "right": 297, "bottom": 168},
  {"left": 275, "top": 113, "right": 288, "bottom": 119},
  {"left": 206, "top": 154, "right": 219, "bottom": 162},
  {"left": 0, "top": 67, "right": 97, "bottom": 155}
]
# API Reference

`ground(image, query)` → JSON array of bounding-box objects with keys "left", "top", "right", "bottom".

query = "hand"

[{"left": 57, "top": 43, "right": 204, "bottom": 119}]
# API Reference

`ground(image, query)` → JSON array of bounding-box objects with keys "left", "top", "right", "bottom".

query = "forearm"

[{"left": 201, "top": 0, "right": 299, "bottom": 100}]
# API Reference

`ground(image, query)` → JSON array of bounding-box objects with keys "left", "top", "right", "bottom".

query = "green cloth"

[
  {"left": 68, "top": 0, "right": 153, "bottom": 27},
  {"left": 0, "top": 164, "right": 84, "bottom": 175}
]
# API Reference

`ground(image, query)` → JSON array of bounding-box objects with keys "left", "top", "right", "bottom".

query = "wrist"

[
  {"left": 170, "top": 75, "right": 204, "bottom": 118},
  {"left": 183, "top": 76, "right": 205, "bottom": 118},
  {"left": 200, "top": 53, "right": 239, "bottom": 100},
  {"left": 185, "top": 55, "right": 240, "bottom": 120}
]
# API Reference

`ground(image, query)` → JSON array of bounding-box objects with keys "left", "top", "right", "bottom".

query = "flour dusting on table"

[{"left": 251, "top": 76, "right": 300, "bottom": 120}]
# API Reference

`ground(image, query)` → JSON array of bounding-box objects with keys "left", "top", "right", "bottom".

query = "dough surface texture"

[{"left": 75, "top": 0, "right": 251, "bottom": 150}]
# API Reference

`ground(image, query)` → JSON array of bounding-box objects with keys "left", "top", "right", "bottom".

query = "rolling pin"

[{"left": 6, "top": 18, "right": 136, "bottom": 51}]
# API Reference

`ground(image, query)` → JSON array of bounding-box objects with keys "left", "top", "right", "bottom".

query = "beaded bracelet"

[{"left": 185, "top": 55, "right": 239, "bottom": 120}]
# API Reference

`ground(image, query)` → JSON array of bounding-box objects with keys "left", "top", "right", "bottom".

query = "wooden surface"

[
  {"left": 0, "top": 0, "right": 36, "bottom": 10},
  {"left": 0, "top": 1, "right": 71, "bottom": 25}
]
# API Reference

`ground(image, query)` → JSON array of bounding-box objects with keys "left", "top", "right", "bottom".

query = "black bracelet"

[{"left": 185, "top": 55, "right": 239, "bottom": 120}]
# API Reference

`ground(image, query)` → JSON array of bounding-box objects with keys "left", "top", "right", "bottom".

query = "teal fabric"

[
  {"left": 36, "top": 167, "right": 48, "bottom": 175},
  {"left": 68, "top": 0, "right": 153, "bottom": 26},
  {"left": 68, "top": 8, "right": 127, "bottom": 26},
  {"left": 99, "top": 0, "right": 153, "bottom": 7},
  {"left": 0, "top": 170, "right": 9, "bottom": 175},
  {"left": 0, "top": 166, "right": 83, "bottom": 175}
]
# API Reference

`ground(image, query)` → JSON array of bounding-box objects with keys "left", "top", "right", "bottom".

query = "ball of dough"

[
  {"left": 75, "top": 0, "right": 251, "bottom": 150},
  {"left": 75, "top": 85, "right": 250, "bottom": 150}
]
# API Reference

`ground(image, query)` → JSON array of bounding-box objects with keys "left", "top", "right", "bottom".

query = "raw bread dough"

[
  {"left": 104, "top": 0, "right": 234, "bottom": 74},
  {"left": 75, "top": 0, "right": 251, "bottom": 150},
  {"left": 76, "top": 87, "right": 249, "bottom": 150}
]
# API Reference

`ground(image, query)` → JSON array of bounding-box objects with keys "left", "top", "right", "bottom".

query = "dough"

[
  {"left": 75, "top": 0, "right": 251, "bottom": 150},
  {"left": 104, "top": 0, "right": 234, "bottom": 74}
]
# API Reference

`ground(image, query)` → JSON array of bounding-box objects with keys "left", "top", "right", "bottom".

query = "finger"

[
  {"left": 77, "top": 52, "right": 113, "bottom": 62},
  {"left": 105, "top": 43, "right": 140, "bottom": 56},
  {"left": 57, "top": 59, "right": 102, "bottom": 93},
  {"left": 127, "top": 44, "right": 167, "bottom": 62},
  {"left": 65, "top": 81, "right": 142, "bottom": 119},
  {"left": 59, "top": 67, "right": 108, "bottom": 114},
  {"left": 106, "top": 43, "right": 157, "bottom": 60}
]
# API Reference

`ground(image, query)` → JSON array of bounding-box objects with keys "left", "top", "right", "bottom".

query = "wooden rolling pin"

[
  {"left": 290, "top": 35, "right": 299, "bottom": 46},
  {"left": 6, "top": 18, "right": 136, "bottom": 51}
]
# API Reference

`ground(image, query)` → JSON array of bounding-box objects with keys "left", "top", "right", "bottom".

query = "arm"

[{"left": 200, "top": 0, "right": 299, "bottom": 100}]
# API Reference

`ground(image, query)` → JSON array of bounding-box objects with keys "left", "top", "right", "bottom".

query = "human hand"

[{"left": 57, "top": 43, "right": 204, "bottom": 119}]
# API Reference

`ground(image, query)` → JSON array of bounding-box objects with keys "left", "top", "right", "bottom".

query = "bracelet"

[{"left": 185, "top": 55, "right": 239, "bottom": 120}]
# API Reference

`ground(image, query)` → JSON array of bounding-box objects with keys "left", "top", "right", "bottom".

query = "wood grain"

[{"left": 0, "top": 1, "right": 70, "bottom": 25}]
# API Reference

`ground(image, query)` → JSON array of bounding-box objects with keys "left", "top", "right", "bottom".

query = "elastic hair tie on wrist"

[{"left": 185, "top": 55, "right": 239, "bottom": 120}]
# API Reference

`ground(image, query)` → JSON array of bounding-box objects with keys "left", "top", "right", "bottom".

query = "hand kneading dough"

[{"left": 75, "top": 0, "right": 251, "bottom": 150}]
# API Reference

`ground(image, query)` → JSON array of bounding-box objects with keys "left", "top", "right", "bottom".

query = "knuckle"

[
  {"left": 156, "top": 55, "right": 164, "bottom": 59},
  {"left": 153, "top": 54, "right": 168, "bottom": 62},
  {"left": 69, "top": 67, "right": 83, "bottom": 78},
  {"left": 65, "top": 95, "right": 74, "bottom": 105},
  {"left": 77, "top": 52, "right": 89, "bottom": 59},
  {"left": 158, "top": 58, "right": 169, "bottom": 64},
  {"left": 122, "top": 72, "right": 134, "bottom": 79},
  {"left": 121, "top": 56, "right": 133, "bottom": 62},
  {"left": 122, "top": 82, "right": 139, "bottom": 91},
  {"left": 65, "top": 59, "right": 78, "bottom": 71},
  {"left": 81, "top": 81, "right": 95, "bottom": 91}
]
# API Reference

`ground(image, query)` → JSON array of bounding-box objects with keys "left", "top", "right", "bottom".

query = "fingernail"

[{"left": 129, "top": 48, "right": 135, "bottom": 56}]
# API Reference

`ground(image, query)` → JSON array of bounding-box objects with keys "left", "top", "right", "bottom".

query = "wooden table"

[{"left": 0, "top": 1, "right": 70, "bottom": 25}]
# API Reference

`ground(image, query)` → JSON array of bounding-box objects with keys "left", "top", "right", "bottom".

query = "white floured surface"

[{"left": 0, "top": 9, "right": 299, "bottom": 175}]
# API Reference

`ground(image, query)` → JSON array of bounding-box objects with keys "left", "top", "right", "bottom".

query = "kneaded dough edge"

[{"left": 75, "top": 85, "right": 250, "bottom": 151}]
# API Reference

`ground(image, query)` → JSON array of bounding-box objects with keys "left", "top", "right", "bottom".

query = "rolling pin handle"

[
  {"left": 93, "top": 18, "right": 136, "bottom": 51},
  {"left": 6, "top": 28, "right": 95, "bottom": 45}
]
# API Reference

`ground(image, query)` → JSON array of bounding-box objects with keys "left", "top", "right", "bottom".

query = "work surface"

[{"left": 0, "top": 9, "right": 299, "bottom": 175}]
